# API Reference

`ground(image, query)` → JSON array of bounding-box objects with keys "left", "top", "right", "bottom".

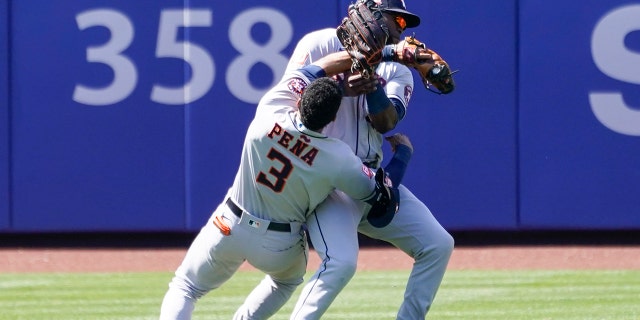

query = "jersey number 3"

[{"left": 256, "top": 148, "right": 293, "bottom": 193}]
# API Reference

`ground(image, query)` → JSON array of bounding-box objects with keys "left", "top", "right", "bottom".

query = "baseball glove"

[
  {"left": 392, "top": 36, "right": 457, "bottom": 94},
  {"left": 336, "top": 0, "right": 389, "bottom": 79},
  {"left": 366, "top": 168, "right": 399, "bottom": 228}
]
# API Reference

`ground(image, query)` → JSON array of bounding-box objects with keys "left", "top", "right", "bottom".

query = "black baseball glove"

[
  {"left": 366, "top": 168, "right": 399, "bottom": 228},
  {"left": 336, "top": 0, "right": 389, "bottom": 79}
]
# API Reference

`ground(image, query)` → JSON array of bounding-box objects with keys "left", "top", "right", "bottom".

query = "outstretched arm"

[
  {"left": 313, "top": 51, "right": 356, "bottom": 77},
  {"left": 296, "top": 51, "right": 374, "bottom": 88}
]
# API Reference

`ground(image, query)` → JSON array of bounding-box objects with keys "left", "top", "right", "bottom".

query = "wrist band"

[
  {"left": 366, "top": 83, "right": 389, "bottom": 114},
  {"left": 381, "top": 45, "right": 395, "bottom": 62}
]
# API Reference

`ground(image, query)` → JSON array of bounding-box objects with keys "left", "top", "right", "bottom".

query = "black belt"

[{"left": 225, "top": 198, "right": 291, "bottom": 232}]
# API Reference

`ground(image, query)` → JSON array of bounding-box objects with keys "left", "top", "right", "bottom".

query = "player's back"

[{"left": 228, "top": 107, "right": 374, "bottom": 223}]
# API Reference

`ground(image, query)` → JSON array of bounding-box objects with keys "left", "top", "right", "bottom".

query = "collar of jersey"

[{"left": 290, "top": 111, "right": 327, "bottom": 139}]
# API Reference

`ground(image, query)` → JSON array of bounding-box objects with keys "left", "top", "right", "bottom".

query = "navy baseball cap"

[
  {"left": 376, "top": 0, "right": 421, "bottom": 28},
  {"left": 366, "top": 187, "right": 400, "bottom": 228}
]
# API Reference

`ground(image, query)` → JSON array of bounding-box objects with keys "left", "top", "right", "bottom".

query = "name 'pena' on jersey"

[{"left": 266, "top": 122, "right": 319, "bottom": 166}]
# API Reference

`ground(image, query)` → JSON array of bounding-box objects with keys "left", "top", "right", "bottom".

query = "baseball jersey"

[
  {"left": 226, "top": 69, "right": 378, "bottom": 223},
  {"left": 286, "top": 28, "right": 415, "bottom": 168}
]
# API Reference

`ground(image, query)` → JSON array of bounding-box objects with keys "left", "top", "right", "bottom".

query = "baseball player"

[
  {"left": 159, "top": 50, "right": 411, "bottom": 320},
  {"left": 235, "top": 0, "right": 455, "bottom": 319}
]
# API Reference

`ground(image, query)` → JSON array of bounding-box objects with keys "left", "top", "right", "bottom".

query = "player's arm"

[
  {"left": 339, "top": 165, "right": 392, "bottom": 205},
  {"left": 358, "top": 134, "right": 413, "bottom": 228},
  {"left": 334, "top": 142, "right": 411, "bottom": 229},
  {"left": 286, "top": 29, "right": 341, "bottom": 72},
  {"left": 297, "top": 51, "right": 355, "bottom": 81},
  {"left": 334, "top": 135, "right": 411, "bottom": 202},
  {"left": 261, "top": 50, "right": 356, "bottom": 115},
  {"left": 341, "top": 71, "right": 406, "bottom": 134},
  {"left": 383, "top": 133, "right": 413, "bottom": 186},
  {"left": 366, "top": 83, "right": 401, "bottom": 134},
  {"left": 333, "top": 152, "right": 380, "bottom": 202},
  {"left": 362, "top": 66, "right": 412, "bottom": 134},
  {"left": 364, "top": 47, "right": 417, "bottom": 133}
]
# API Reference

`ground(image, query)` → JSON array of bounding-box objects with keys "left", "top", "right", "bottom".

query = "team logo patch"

[
  {"left": 288, "top": 78, "right": 307, "bottom": 96},
  {"left": 362, "top": 164, "right": 375, "bottom": 179},
  {"left": 404, "top": 85, "right": 413, "bottom": 103},
  {"left": 248, "top": 220, "right": 261, "bottom": 228}
]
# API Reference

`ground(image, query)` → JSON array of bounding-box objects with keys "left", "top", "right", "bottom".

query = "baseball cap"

[
  {"left": 366, "top": 187, "right": 400, "bottom": 228},
  {"left": 376, "top": 0, "right": 421, "bottom": 28}
]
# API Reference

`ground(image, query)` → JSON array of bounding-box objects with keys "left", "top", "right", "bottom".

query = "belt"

[{"left": 225, "top": 198, "right": 291, "bottom": 232}]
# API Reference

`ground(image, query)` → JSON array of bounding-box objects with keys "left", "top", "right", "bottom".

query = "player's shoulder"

[
  {"left": 256, "top": 72, "right": 308, "bottom": 114},
  {"left": 301, "top": 28, "right": 337, "bottom": 39},
  {"left": 299, "top": 28, "right": 341, "bottom": 47}
]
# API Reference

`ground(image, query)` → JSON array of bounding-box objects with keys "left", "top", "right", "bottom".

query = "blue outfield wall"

[
  {"left": 1, "top": 0, "right": 9, "bottom": 229},
  {"left": 2, "top": 0, "right": 639, "bottom": 232},
  {"left": 10, "top": 0, "right": 187, "bottom": 231},
  {"left": 398, "top": 0, "right": 520, "bottom": 230},
  {"left": 518, "top": 1, "right": 640, "bottom": 229}
]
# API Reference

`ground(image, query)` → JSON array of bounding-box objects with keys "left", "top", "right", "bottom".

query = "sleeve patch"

[
  {"left": 288, "top": 77, "right": 307, "bottom": 96},
  {"left": 362, "top": 164, "right": 375, "bottom": 179},
  {"left": 404, "top": 85, "right": 413, "bottom": 103}
]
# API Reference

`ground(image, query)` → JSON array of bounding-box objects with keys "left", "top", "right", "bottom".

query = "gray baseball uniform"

[
  {"left": 159, "top": 66, "right": 382, "bottom": 320},
  {"left": 288, "top": 28, "right": 454, "bottom": 320},
  {"left": 236, "top": 28, "right": 454, "bottom": 319}
]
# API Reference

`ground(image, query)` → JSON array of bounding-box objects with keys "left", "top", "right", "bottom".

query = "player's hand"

[
  {"left": 392, "top": 36, "right": 456, "bottom": 94},
  {"left": 394, "top": 38, "right": 442, "bottom": 69},
  {"left": 415, "top": 48, "right": 441, "bottom": 66},
  {"left": 343, "top": 72, "right": 379, "bottom": 96},
  {"left": 385, "top": 133, "right": 413, "bottom": 153}
]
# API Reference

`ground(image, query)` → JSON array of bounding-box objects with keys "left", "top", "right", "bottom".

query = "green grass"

[{"left": 0, "top": 270, "right": 638, "bottom": 319}]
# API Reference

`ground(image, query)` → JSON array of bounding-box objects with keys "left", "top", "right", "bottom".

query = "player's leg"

[
  {"left": 234, "top": 229, "right": 308, "bottom": 319},
  {"left": 160, "top": 218, "right": 245, "bottom": 320},
  {"left": 358, "top": 185, "right": 454, "bottom": 320},
  {"left": 290, "top": 191, "right": 363, "bottom": 320}
]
